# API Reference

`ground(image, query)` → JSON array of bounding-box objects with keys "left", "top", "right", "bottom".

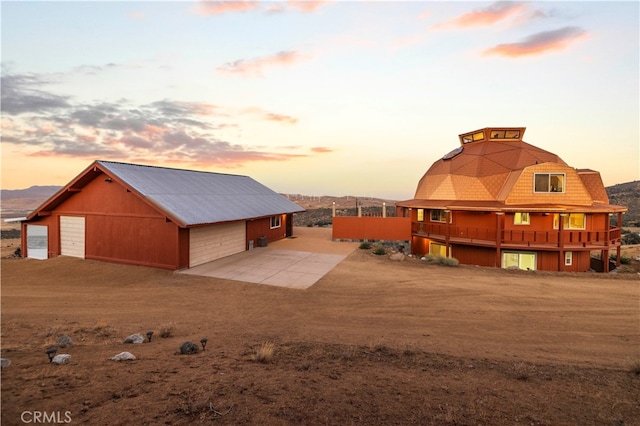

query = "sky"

[{"left": 1, "top": 1, "right": 638, "bottom": 200}]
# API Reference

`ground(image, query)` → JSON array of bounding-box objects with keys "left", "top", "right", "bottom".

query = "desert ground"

[{"left": 1, "top": 227, "right": 639, "bottom": 425}]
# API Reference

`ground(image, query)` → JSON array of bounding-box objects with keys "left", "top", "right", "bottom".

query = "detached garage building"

[{"left": 21, "top": 160, "right": 304, "bottom": 269}]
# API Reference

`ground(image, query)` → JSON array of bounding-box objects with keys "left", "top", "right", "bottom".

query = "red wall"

[
  {"left": 332, "top": 217, "right": 411, "bottom": 241},
  {"left": 24, "top": 172, "right": 184, "bottom": 269},
  {"left": 246, "top": 214, "right": 292, "bottom": 248}
]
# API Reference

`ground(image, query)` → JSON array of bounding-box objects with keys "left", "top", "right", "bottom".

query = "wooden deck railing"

[{"left": 412, "top": 222, "right": 621, "bottom": 249}]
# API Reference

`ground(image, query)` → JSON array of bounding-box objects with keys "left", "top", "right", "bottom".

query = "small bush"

[
  {"left": 609, "top": 255, "right": 633, "bottom": 265},
  {"left": 372, "top": 244, "right": 387, "bottom": 256},
  {"left": 359, "top": 241, "right": 372, "bottom": 249},
  {"left": 254, "top": 341, "right": 276, "bottom": 363},
  {"left": 159, "top": 322, "right": 176, "bottom": 338},
  {"left": 439, "top": 256, "right": 459, "bottom": 267}
]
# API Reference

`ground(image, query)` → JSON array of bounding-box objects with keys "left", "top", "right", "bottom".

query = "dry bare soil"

[{"left": 1, "top": 228, "right": 639, "bottom": 425}]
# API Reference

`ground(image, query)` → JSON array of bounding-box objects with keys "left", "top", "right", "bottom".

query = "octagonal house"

[{"left": 396, "top": 127, "right": 627, "bottom": 272}]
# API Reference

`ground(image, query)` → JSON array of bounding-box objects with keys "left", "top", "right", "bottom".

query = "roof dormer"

[{"left": 459, "top": 127, "right": 526, "bottom": 145}]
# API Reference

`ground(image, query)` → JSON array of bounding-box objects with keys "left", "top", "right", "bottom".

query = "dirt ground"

[{"left": 1, "top": 227, "right": 639, "bottom": 425}]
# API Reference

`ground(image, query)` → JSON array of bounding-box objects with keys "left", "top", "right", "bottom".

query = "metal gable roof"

[{"left": 98, "top": 161, "right": 304, "bottom": 226}]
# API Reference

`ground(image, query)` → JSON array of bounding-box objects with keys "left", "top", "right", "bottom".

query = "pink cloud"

[
  {"left": 192, "top": 1, "right": 260, "bottom": 16},
  {"left": 434, "top": 2, "right": 526, "bottom": 29},
  {"left": 483, "top": 26, "right": 587, "bottom": 57},
  {"left": 217, "top": 50, "right": 306, "bottom": 76},
  {"left": 264, "top": 113, "right": 298, "bottom": 125},
  {"left": 311, "top": 147, "right": 332, "bottom": 153},
  {"left": 286, "top": 1, "right": 329, "bottom": 13}
]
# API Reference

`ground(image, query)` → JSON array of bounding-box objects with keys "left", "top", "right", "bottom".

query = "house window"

[
  {"left": 534, "top": 173, "right": 565, "bottom": 193},
  {"left": 502, "top": 252, "right": 536, "bottom": 270},
  {"left": 490, "top": 130, "right": 521, "bottom": 140},
  {"left": 429, "top": 242, "right": 448, "bottom": 257},
  {"left": 462, "top": 131, "right": 485, "bottom": 144},
  {"left": 553, "top": 213, "right": 585, "bottom": 230},
  {"left": 270, "top": 215, "right": 281, "bottom": 229},
  {"left": 417, "top": 209, "right": 424, "bottom": 222},
  {"left": 514, "top": 212, "right": 530, "bottom": 225},
  {"left": 565, "top": 252, "right": 573, "bottom": 266},
  {"left": 430, "top": 209, "right": 448, "bottom": 222}
]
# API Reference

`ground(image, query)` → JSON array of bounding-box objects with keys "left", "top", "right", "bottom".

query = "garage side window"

[{"left": 270, "top": 215, "right": 281, "bottom": 229}]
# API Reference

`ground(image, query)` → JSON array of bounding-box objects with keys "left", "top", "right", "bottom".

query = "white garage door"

[
  {"left": 189, "top": 222, "right": 246, "bottom": 268},
  {"left": 27, "top": 225, "right": 48, "bottom": 260},
  {"left": 60, "top": 216, "right": 85, "bottom": 258}
]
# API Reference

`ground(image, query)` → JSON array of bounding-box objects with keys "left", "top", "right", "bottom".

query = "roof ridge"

[{"left": 97, "top": 160, "right": 250, "bottom": 178}]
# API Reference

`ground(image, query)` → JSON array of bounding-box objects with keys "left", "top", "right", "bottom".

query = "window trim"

[
  {"left": 534, "top": 173, "right": 566, "bottom": 193},
  {"left": 270, "top": 215, "right": 281, "bottom": 229}
]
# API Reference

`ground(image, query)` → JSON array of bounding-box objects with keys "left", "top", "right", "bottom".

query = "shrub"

[
  {"left": 254, "top": 341, "right": 276, "bottom": 363},
  {"left": 359, "top": 241, "right": 372, "bottom": 249},
  {"left": 609, "top": 255, "right": 632, "bottom": 265},
  {"left": 159, "top": 322, "right": 177, "bottom": 338},
  {"left": 439, "top": 256, "right": 459, "bottom": 267},
  {"left": 372, "top": 244, "right": 387, "bottom": 256}
]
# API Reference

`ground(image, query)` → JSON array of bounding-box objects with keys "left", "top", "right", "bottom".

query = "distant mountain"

[
  {"left": 1, "top": 182, "right": 638, "bottom": 226},
  {"left": 606, "top": 180, "right": 640, "bottom": 226},
  {"left": 1, "top": 185, "right": 61, "bottom": 215}
]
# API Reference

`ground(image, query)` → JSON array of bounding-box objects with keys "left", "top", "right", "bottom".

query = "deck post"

[
  {"left": 558, "top": 213, "right": 568, "bottom": 271},
  {"left": 495, "top": 212, "right": 504, "bottom": 267}
]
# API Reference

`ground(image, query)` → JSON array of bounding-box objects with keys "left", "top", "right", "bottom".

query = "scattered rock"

[
  {"left": 124, "top": 333, "right": 145, "bottom": 344},
  {"left": 1, "top": 358, "right": 11, "bottom": 369},
  {"left": 52, "top": 354, "right": 71, "bottom": 365},
  {"left": 179, "top": 341, "right": 200, "bottom": 355},
  {"left": 389, "top": 252, "right": 405, "bottom": 262},
  {"left": 55, "top": 334, "right": 73, "bottom": 348},
  {"left": 109, "top": 352, "right": 136, "bottom": 361}
]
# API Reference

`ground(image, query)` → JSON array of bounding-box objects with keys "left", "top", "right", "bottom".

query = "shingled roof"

[{"left": 28, "top": 160, "right": 304, "bottom": 227}]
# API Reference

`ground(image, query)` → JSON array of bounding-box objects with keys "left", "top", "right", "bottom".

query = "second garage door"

[{"left": 189, "top": 222, "right": 246, "bottom": 268}]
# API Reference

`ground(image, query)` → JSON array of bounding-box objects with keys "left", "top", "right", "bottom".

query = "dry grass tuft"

[
  {"left": 626, "top": 357, "right": 640, "bottom": 375},
  {"left": 93, "top": 320, "right": 117, "bottom": 338},
  {"left": 254, "top": 341, "right": 276, "bottom": 363},
  {"left": 159, "top": 322, "right": 177, "bottom": 338}
]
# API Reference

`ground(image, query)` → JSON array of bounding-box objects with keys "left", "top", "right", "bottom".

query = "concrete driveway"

[{"left": 179, "top": 227, "right": 359, "bottom": 289}]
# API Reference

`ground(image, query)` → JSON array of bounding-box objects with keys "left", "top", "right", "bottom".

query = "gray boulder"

[
  {"left": 0, "top": 358, "right": 10, "bottom": 369},
  {"left": 179, "top": 341, "right": 199, "bottom": 355},
  {"left": 109, "top": 351, "right": 136, "bottom": 361},
  {"left": 52, "top": 354, "right": 71, "bottom": 365},
  {"left": 55, "top": 335, "right": 73, "bottom": 348},
  {"left": 124, "top": 333, "right": 145, "bottom": 344}
]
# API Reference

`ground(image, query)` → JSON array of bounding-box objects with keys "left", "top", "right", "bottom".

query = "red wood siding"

[
  {"left": 246, "top": 214, "right": 291, "bottom": 248},
  {"left": 332, "top": 217, "right": 411, "bottom": 241},
  {"left": 24, "top": 173, "right": 184, "bottom": 269}
]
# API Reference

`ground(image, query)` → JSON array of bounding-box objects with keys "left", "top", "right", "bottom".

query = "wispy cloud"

[
  {"left": 311, "top": 147, "right": 332, "bottom": 153},
  {"left": 192, "top": 1, "right": 260, "bottom": 16},
  {"left": 286, "top": 1, "right": 330, "bottom": 13},
  {"left": 433, "top": 1, "right": 526, "bottom": 29},
  {"left": 483, "top": 26, "right": 587, "bottom": 57},
  {"left": 1, "top": 74, "right": 71, "bottom": 114},
  {"left": 217, "top": 50, "right": 306, "bottom": 76},
  {"left": 1, "top": 72, "right": 324, "bottom": 168}
]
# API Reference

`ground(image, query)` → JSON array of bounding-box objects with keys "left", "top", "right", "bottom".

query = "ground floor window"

[
  {"left": 270, "top": 215, "right": 281, "bottom": 229},
  {"left": 502, "top": 251, "right": 536, "bottom": 270},
  {"left": 565, "top": 251, "right": 573, "bottom": 266},
  {"left": 430, "top": 242, "right": 448, "bottom": 257}
]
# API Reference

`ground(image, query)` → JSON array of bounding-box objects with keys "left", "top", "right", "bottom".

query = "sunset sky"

[{"left": 1, "top": 1, "right": 638, "bottom": 200}]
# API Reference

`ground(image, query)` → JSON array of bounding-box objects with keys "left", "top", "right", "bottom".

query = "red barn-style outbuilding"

[
  {"left": 21, "top": 161, "right": 304, "bottom": 269},
  {"left": 396, "top": 127, "right": 627, "bottom": 272}
]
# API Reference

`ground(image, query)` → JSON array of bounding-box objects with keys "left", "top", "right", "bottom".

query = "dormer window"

[
  {"left": 461, "top": 131, "right": 485, "bottom": 144},
  {"left": 534, "top": 173, "right": 565, "bottom": 193}
]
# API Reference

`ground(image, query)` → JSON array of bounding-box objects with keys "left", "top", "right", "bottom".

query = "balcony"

[{"left": 412, "top": 222, "right": 622, "bottom": 250}]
